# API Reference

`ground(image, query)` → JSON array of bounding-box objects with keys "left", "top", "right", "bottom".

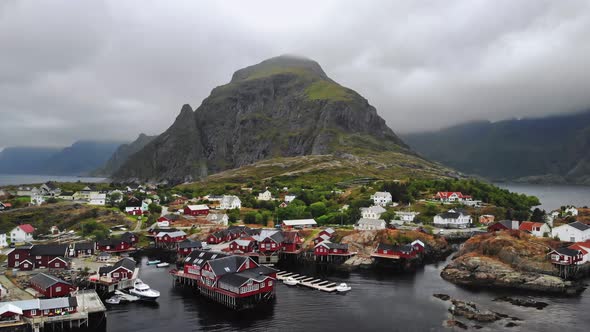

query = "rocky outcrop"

[{"left": 112, "top": 55, "right": 425, "bottom": 183}]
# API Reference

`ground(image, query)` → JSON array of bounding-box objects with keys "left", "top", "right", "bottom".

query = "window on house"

[
  {"left": 14, "top": 254, "right": 19, "bottom": 259},
  {"left": 113, "top": 272, "right": 119, "bottom": 278},
  {"left": 56, "top": 286, "right": 61, "bottom": 292},
  {"left": 31, "top": 310, "right": 36, "bottom": 315}
]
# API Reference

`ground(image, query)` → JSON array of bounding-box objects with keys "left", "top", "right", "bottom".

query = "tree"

[
  {"left": 309, "top": 202, "right": 327, "bottom": 218},
  {"left": 107, "top": 192, "right": 122, "bottom": 207},
  {"left": 244, "top": 211, "right": 257, "bottom": 224},
  {"left": 148, "top": 203, "right": 162, "bottom": 214},
  {"left": 530, "top": 208, "right": 546, "bottom": 223}
]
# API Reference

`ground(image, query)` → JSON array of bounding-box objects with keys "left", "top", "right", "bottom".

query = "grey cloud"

[{"left": 1, "top": 0, "right": 590, "bottom": 149}]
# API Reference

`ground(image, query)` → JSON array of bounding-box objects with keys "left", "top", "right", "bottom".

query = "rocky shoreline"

[{"left": 441, "top": 255, "right": 586, "bottom": 295}]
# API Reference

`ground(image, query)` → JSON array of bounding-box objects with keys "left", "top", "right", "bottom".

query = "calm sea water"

[
  {"left": 0, "top": 174, "right": 107, "bottom": 186},
  {"left": 104, "top": 256, "right": 590, "bottom": 332},
  {"left": 496, "top": 182, "right": 590, "bottom": 211}
]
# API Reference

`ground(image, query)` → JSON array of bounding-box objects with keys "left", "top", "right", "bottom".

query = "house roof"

[
  {"left": 30, "top": 273, "right": 70, "bottom": 289},
  {"left": 186, "top": 204, "right": 209, "bottom": 211},
  {"left": 323, "top": 227, "right": 335, "bottom": 234},
  {"left": 552, "top": 247, "right": 582, "bottom": 257},
  {"left": 0, "top": 303, "right": 23, "bottom": 316},
  {"left": 114, "top": 257, "right": 136, "bottom": 271},
  {"left": 435, "top": 191, "right": 470, "bottom": 199},
  {"left": 566, "top": 221, "right": 590, "bottom": 231},
  {"left": 178, "top": 239, "right": 203, "bottom": 249},
  {"left": 156, "top": 231, "right": 186, "bottom": 238},
  {"left": 282, "top": 219, "right": 317, "bottom": 226},
  {"left": 361, "top": 205, "right": 387, "bottom": 214},
  {"left": 74, "top": 242, "right": 95, "bottom": 251},
  {"left": 30, "top": 244, "right": 68, "bottom": 257},
  {"left": 18, "top": 224, "right": 35, "bottom": 233},
  {"left": 356, "top": 218, "right": 386, "bottom": 226},
  {"left": 316, "top": 241, "right": 348, "bottom": 250},
  {"left": 207, "top": 255, "right": 249, "bottom": 277},
  {"left": 283, "top": 231, "right": 300, "bottom": 244},
  {"left": 568, "top": 244, "right": 589, "bottom": 255},
  {"left": 39, "top": 297, "right": 77, "bottom": 310},
  {"left": 232, "top": 238, "right": 254, "bottom": 247},
  {"left": 519, "top": 222, "right": 544, "bottom": 232},
  {"left": 437, "top": 212, "right": 461, "bottom": 219},
  {"left": 372, "top": 192, "right": 392, "bottom": 198},
  {"left": 8, "top": 299, "right": 40, "bottom": 311},
  {"left": 121, "top": 232, "right": 136, "bottom": 242},
  {"left": 184, "top": 250, "right": 228, "bottom": 266},
  {"left": 376, "top": 243, "right": 414, "bottom": 253}
]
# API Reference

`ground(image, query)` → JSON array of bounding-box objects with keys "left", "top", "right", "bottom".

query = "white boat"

[
  {"left": 336, "top": 283, "right": 351, "bottom": 292},
  {"left": 283, "top": 277, "right": 299, "bottom": 286},
  {"left": 128, "top": 279, "right": 160, "bottom": 301},
  {"left": 105, "top": 295, "right": 121, "bottom": 305},
  {"left": 156, "top": 262, "right": 170, "bottom": 268},
  {"left": 114, "top": 290, "right": 140, "bottom": 302}
]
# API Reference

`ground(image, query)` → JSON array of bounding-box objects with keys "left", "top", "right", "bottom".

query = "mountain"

[
  {"left": 92, "top": 133, "right": 156, "bottom": 176},
  {"left": 402, "top": 111, "right": 590, "bottom": 184},
  {"left": 0, "top": 147, "right": 61, "bottom": 174},
  {"left": 0, "top": 141, "right": 126, "bottom": 176},
  {"left": 113, "top": 55, "right": 452, "bottom": 183}
]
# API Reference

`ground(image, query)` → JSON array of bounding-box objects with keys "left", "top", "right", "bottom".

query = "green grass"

[{"left": 305, "top": 80, "right": 352, "bottom": 101}]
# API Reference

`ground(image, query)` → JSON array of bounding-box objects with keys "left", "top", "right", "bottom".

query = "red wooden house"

[
  {"left": 314, "top": 242, "right": 349, "bottom": 256},
  {"left": 318, "top": 228, "right": 335, "bottom": 239},
  {"left": 374, "top": 243, "right": 417, "bottom": 259},
  {"left": 30, "top": 244, "right": 69, "bottom": 269},
  {"left": 8, "top": 297, "right": 78, "bottom": 318},
  {"left": 487, "top": 220, "right": 519, "bottom": 232},
  {"left": 29, "top": 273, "right": 75, "bottom": 298},
  {"left": 177, "top": 239, "right": 203, "bottom": 256},
  {"left": 155, "top": 230, "right": 187, "bottom": 243},
  {"left": 184, "top": 204, "right": 209, "bottom": 216},
  {"left": 549, "top": 247, "right": 584, "bottom": 265},
  {"left": 313, "top": 233, "right": 331, "bottom": 245},
  {"left": 96, "top": 238, "right": 133, "bottom": 253},
  {"left": 282, "top": 231, "right": 303, "bottom": 252},
  {"left": 257, "top": 231, "right": 284, "bottom": 254},
  {"left": 121, "top": 232, "right": 138, "bottom": 244},
  {"left": 7, "top": 245, "right": 33, "bottom": 269},
  {"left": 207, "top": 231, "right": 226, "bottom": 244},
  {"left": 98, "top": 258, "right": 136, "bottom": 282},
  {"left": 229, "top": 237, "right": 256, "bottom": 253}
]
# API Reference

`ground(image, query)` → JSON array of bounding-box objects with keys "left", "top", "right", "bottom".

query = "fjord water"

[
  {"left": 0, "top": 174, "right": 106, "bottom": 186},
  {"left": 496, "top": 182, "right": 590, "bottom": 211},
  {"left": 104, "top": 257, "right": 590, "bottom": 332}
]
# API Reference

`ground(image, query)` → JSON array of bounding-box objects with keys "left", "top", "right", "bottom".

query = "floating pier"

[{"left": 276, "top": 271, "right": 339, "bottom": 292}]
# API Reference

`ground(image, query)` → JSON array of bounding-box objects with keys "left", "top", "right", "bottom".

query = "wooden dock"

[{"left": 276, "top": 271, "right": 340, "bottom": 292}]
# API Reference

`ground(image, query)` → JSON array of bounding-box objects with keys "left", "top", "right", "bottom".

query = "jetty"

[{"left": 276, "top": 271, "right": 339, "bottom": 292}]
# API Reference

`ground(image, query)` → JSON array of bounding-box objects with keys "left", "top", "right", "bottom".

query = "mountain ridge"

[
  {"left": 112, "top": 55, "right": 435, "bottom": 183},
  {"left": 402, "top": 110, "right": 590, "bottom": 185}
]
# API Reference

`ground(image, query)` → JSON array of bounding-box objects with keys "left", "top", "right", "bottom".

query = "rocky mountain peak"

[{"left": 230, "top": 55, "right": 329, "bottom": 83}]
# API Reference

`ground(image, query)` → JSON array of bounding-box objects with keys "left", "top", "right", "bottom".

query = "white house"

[
  {"left": 258, "top": 190, "right": 273, "bottom": 201},
  {"left": 360, "top": 205, "right": 386, "bottom": 219},
  {"left": 31, "top": 193, "right": 45, "bottom": 206},
  {"left": 394, "top": 211, "right": 420, "bottom": 223},
  {"left": 39, "top": 182, "right": 61, "bottom": 196},
  {"left": 284, "top": 194, "right": 297, "bottom": 203},
  {"left": 565, "top": 206, "right": 579, "bottom": 217},
  {"left": 156, "top": 219, "right": 170, "bottom": 228},
  {"left": 433, "top": 209, "right": 472, "bottom": 229},
  {"left": 206, "top": 213, "right": 229, "bottom": 226},
  {"left": 282, "top": 219, "right": 317, "bottom": 229},
  {"left": 518, "top": 221, "right": 551, "bottom": 238},
  {"left": 0, "top": 234, "right": 7, "bottom": 248},
  {"left": 9, "top": 224, "right": 35, "bottom": 242},
  {"left": 220, "top": 195, "right": 241, "bottom": 210},
  {"left": 434, "top": 192, "right": 472, "bottom": 202},
  {"left": 354, "top": 218, "right": 386, "bottom": 231},
  {"left": 89, "top": 193, "right": 106, "bottom": 206},
  {"left": 371, "top": 192, "right": 392, "bottom": 206},
  {"left": 552, "top": 222, "right": 590, "bottom": 242}
]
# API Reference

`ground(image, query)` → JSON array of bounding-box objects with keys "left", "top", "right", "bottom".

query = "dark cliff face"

[
  {"left": 93, "top": 133, "right": 156, "bottom": 176},
  {"left": 113, "top": 55, "right": 411, "bottom": 183}
]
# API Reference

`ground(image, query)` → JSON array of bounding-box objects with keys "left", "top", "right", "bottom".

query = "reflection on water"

[{"left": 102, "top": 256, "right": 590, "bottom": 332}]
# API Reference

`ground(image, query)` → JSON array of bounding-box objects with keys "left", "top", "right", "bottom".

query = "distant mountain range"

[
  {"left": 111, "top": 55, "right": 453, "bottom": 184},
  {"left": 92, "top": 134, "right": 156, "bottom": 176},
  {"left": 402, "top": 111, "right": 590, "bottom": 185},
  {"left": 0, "top": 140, "right": 127, "bottom": 176}
]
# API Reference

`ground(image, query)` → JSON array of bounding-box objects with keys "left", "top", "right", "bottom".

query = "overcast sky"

[{"left": 2, "top": 0, "right": 590, "bottom": 148}]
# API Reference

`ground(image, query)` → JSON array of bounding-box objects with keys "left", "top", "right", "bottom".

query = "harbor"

[{"left": 276, "top": 271, "right": 340, "bottom": 292}]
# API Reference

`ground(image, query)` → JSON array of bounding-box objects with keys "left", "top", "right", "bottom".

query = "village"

[{"left": 0, "top": 180, "right": 590, "bottom": 329}]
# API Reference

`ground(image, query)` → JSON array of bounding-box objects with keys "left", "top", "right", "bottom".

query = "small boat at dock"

[
  {"left": 283, "top": 277, "right": 299, "bottom": 286},
  {"left": 156, "top": 262, "right": 170, "bottom": 268},
  {"left": 106, "top": 291, "right": 140, "bottom": 304},
  {"left": 128, "top": 279, "right": 160, "bottom": 301},
  {"left": 336, "top": 283, "right": 351, "bottom": 292},
  {"left": 147, "top": 260, "right": 161, "bottom": 265}
]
